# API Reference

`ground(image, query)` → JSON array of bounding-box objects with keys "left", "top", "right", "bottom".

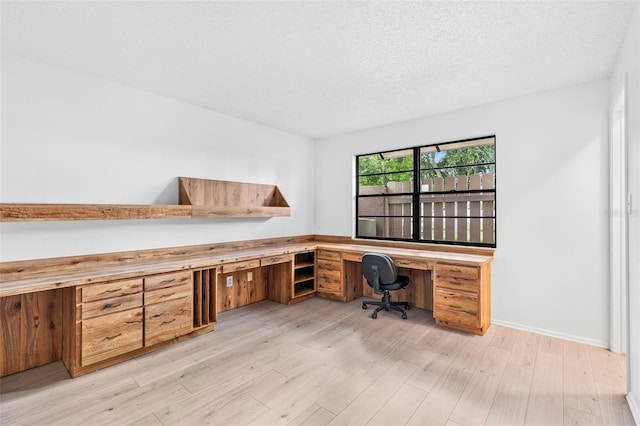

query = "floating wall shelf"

[{"left": 0, "top": 177, "right": 290, "bottom": 222}]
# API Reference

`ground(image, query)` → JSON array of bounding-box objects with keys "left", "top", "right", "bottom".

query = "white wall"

[
  {"left": 0, "top": 54, "right": 315, "bottom": 261},
  {"left": 610, "top": 4, "right": 640, "bottom": 421},
  {"left": 315, "top": 80, "right": 610, "bottom": 347}
]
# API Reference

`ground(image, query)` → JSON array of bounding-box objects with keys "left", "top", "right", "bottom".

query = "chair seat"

[{"left": 379, "top": 275, "right": 410, "bottom": 291}]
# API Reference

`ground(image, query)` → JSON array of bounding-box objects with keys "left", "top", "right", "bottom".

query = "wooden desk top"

[{"left": 1, "top": 236, "right": 492, "bottom": 298}]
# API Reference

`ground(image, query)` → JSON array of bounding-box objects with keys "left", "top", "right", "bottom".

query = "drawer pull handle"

[
  {"left": 160, "top": 292, "right": 176, "bottom": 298},
  {"left": 160, "top": 279, "right": 176, "bottom": 285},
  {"left": 105, "top": 333, "right": 122, "bottom": 341},
  {"left": 162, "top": 318, "right": 176, "bottom": 325},
  {"left": 151, "top": 312, "right": 165, "bottom": 318},
  {"left": 105, "top": 288, "right": 122, "bottom": 293},
  {"left": 450, "top": 305, "right": 462, "bottom": 309},
  {"left": 451, "top": 268, "right": 461, "bottom": 273},
  {"left": 104, "top": 302, "right": 122, "bottom": 309}
]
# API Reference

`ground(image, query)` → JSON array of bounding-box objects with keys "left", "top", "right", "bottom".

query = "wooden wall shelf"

[
  {"left": 0, "top": 177, "right": 290, "bottom": 222},
  {"left": 178, "top": 177, "right": 290, "bottom": 218}
]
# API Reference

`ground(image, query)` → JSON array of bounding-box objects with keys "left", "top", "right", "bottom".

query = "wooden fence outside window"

[{"left": 358, "top": 173, "right": 495, "bottom": 245}]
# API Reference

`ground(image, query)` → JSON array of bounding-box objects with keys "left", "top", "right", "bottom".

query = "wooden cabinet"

[
  {"left": 63, "top": 272, "right": 194, "bottom": 377},
  {"left": 292, "top": 251, "right": 315, "bottom": 300},
  {"left": 316, "top": 249, "right": 343, "bottom": 301},
  {"left": 76, "top": 278, "right": 144, "bottom": 367},
  {"left": 433, "top": 262, "right": 491, "bottom": 335},
  {"left": 144, "top": 271, "right": 193, "bottom": 346}
]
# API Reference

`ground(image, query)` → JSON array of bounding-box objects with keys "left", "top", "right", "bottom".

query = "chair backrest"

[{"left": 362, "top": 253, "right": 398, "bottom": 294}]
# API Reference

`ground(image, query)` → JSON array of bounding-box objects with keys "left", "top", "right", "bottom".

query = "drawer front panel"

[
  {"left": 435, "top": 264, "right": 479, "bottom": 281},
  {"left": 221, "top": 260, "right": 261, "bottom": 274},
  {"left": 393, "top": 258, "right": 430, "bottom": 270},
  {"left": 81, "top": 308, "right": 143, "bottom": 366},
  {"left": 145, "top": 271, "right": 191, "bottom": 292},
  {"left": 434, "top": 288, "right": 479, "bottom": 328},
  {"left": 434, "top": 276, "right": 478, "bottom": 293},
  {"left": 317, "top": 279, "right": 341, "bottom": 295},
  {"left": 317, "top": 250, "right": 341, "bottom": 261},
  {"left": 317, "top": 259, "right": 341, "bottom": 272},
  {"left": 145, "top": 281, "right": 191, "bottom": 305},
  {"left": 145, "top": 297, "right": 192, "bottom": 346},
  {"left": 434, "top": 264, "right": 479, "bottom": 292},
  {"left": 82, "top": 293, "right": 143, "bottom": 319},
  {"left": 81, "top": 278, "right": 143, "bottom": 302},
  {"left": 261, "top": 254, "right": 292, "bottom": 267},
  {"left": 317, "top": 267, "right": 341, "bottom": 282}
]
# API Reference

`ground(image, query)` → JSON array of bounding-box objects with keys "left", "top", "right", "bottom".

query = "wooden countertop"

[{"left": 1, "top": 238, "right": 492, "bottom": 298}]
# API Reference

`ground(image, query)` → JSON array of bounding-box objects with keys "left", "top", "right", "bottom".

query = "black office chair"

[{"left": 361, "top": 253, "right": 410, "bottom": 320}]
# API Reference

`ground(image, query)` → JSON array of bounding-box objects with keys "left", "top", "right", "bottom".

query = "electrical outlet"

[
  {"left": 226, "top": 276, "right": 233, "bottom": 287},
  {"left": 247, "top": 271, "right": 253, "bottom": 281}
]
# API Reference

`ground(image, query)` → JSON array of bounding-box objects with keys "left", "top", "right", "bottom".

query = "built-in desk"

[
  {"left": 314, "top": 243, "right": 492, "bottom": 336},
  {"left": 0, "top": 235, "right": 493, "bottom": 377}
]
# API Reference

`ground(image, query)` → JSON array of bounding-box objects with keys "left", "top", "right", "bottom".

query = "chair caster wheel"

[
  {"left": 371, "top": 312, "right": 377, "bottom": 319},
  {"left": 362, "top": 303, "right": 367, "bottom": 310},
  {"left": 406, "top": 304, "right": 411, "bottom": 310},
  {"left": 402, "top": 313, "right": 408, "bottom": 320}
]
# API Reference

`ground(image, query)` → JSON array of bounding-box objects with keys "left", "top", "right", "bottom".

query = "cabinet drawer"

[
  {"left": 317, "top": 267, "right": 341, "bottom": 282},
  {"left": 261, "top": 254, "right": 292, "bottom": 267},
  {"left": 434, "top": 264, "right": 479, "bottom": 292},
  {"left": 145, "top": 271, "right": 191, "bottom": 292},
  {"left": 435, "top": 264, "right": 479, "bottom": 280},
  {"left": 434, "top": 288, "right": 479, "bottom": 328},
  {"left": 317, "top": 279, "right": 342, "bottom": 295},
  {"left": 145, "top": 297, "right": 192, "bottom": 346},
  {"left": 317, "top": 250, "right": 341, "bottom": 261},
  {"left": 81, "top": 278, "right": 143, "bottom": 302},
  {"left": 222, "top": 260, "right": 260, "bottom": 274},
  {"left": 145, "top": 281, "right": 191, "bottom": 305},
  {"left": 394, "top": 258, "right": 430, "bottom": 270},
  {"left": 82, "top": 293, "right": 143, "bottom": 319},
  {"left": 317, "top": 259, "right": 341, "bottom": 272},
  {"left": 81, "top": 308, "right": 143, "bottom": 366}
]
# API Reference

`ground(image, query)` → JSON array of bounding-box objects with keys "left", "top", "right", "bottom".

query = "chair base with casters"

[
  {"left": 362, "top": 291, "right": 410, "bottom": 319},
  {"left": 361, "top": 252, "right": 411, "bottom": 320}
]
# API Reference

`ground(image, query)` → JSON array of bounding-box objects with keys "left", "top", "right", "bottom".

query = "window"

[{"left": 356, "top": 136, "right": 496, "bottom": 247}]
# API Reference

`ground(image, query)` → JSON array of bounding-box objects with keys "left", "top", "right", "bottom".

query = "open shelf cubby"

[{"left": 293, "top": 251, "right": 315, "bottom": 298}]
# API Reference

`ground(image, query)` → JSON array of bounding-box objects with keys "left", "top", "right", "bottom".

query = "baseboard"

[
  {"left": 628, "top": 392, "right": 640, "bottom": 424},
  {"left": 491, "top": 318, "right": 609, "bottom": 348}
]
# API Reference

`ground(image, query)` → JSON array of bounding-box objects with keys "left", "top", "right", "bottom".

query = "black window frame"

[{"left": 355, "top": 135, "right": 496, "bottom": 248}]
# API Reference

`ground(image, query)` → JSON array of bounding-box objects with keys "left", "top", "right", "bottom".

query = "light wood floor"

[{"left": 0, "top": 297, "right": 634, "bottom": 426}]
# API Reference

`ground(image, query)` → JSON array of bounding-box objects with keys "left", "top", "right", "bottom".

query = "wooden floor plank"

[
  {"left": 124, "top": 412, "right": 163, "bottom": 426},
  {"left": 154, "top": 369, "right": 280, "bottom": 425},
  {"left": 485, "top": 330, "right": 538, "bottom": 426},
  {"left": 594, "top": 380, "right": 636, "bottom": 426},
  {"left": 407, "top": 367, "right": 472, "bottom": 426},
  {"left": 287, "top": 403, "right": 336, "bottom": 426},
  {"left": 564, "top": 405, "right": 604, "bottom": 426},
  {"left": 563, "top": 340, "right": 602, "bottom": 418},
  {"left": 448, "top": 345, "right": 511, "bottom": 426},
  {"left": 249, "top": 366, "right": 349, "bottom": 425},
  {"left": 405, "top": 328, "right": 466, "bottom": 392},
  {"left": 367, "top": 383, "right": 427, "bottom": 425},
  {"left": 327, "top": 359, "right": 418, "bottom": 425},
  {"left": 524, "top": 351, "right": 564, "bottom": 426}
]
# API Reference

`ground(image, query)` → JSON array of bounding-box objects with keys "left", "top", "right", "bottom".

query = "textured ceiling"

[{"left": 1, "top": 1, "right": 637, "bottom": 139}]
